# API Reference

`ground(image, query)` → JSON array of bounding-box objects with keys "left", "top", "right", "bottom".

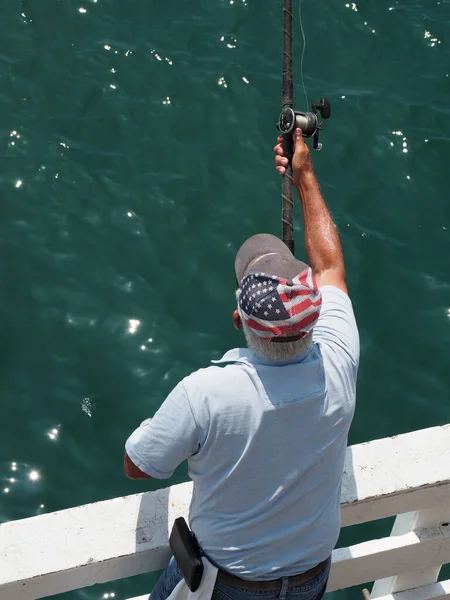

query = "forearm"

[{"left": 295, "top": 169, "right": 345, "bottom": 276}]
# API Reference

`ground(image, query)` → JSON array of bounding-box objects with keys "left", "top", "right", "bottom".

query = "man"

[{"left": 124, "top": 128, "right": 359, "bottom": 600}]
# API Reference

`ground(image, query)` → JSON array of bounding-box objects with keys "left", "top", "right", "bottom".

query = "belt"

[{"left": 216, "top": 557, "right": 330, "bottom": 592}]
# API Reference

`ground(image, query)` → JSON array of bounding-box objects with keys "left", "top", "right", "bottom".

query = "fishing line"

[{"left": 298, "top": 0, "right": 309, "bottom": 111}]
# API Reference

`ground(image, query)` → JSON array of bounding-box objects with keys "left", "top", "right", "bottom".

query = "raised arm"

[{"left": 274, "top": 129, "right": 347, "bottom": 294}]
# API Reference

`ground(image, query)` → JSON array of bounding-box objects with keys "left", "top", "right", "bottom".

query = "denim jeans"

[{"left": 150, "top": 556, "right": 331, "bottom": 600}]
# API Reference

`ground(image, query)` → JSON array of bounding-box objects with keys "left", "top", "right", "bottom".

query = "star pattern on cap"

[{"left": 239, "top": 273, "right": 290, "bottom": 322}]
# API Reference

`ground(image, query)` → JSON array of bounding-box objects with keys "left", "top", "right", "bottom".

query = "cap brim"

[{"left": 235, "top": 233, "right": 308, "bottom": 284}]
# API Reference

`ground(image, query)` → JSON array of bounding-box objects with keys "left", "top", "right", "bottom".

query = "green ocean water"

[{"left": 1, "top": 0, "right": 450, "bottom": 598}]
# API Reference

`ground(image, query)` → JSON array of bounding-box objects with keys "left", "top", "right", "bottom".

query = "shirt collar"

[{"left": 212, "top": 346, "right": 313, "bottom": 367}]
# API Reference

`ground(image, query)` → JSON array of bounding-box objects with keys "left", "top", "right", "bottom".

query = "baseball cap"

[{"left": 235, "top": 234, "right": 322, "bottom": 342}]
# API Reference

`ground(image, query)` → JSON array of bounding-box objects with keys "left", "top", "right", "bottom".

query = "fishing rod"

[{"left": 277, "top": 0, "right": 331, "bottom": 255}]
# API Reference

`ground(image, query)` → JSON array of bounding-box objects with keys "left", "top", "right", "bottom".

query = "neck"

[{"left": 243, "top": 325, "right": 313, "bottom": 363}]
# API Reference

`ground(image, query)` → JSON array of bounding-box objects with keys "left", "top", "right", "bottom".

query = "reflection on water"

[{"left": 2, "top": 463, "right": 41, "bottom": 497}]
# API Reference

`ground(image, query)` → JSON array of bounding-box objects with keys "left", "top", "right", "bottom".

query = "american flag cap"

[
  {"left": 238, "top": 269, "right": 322, "bottom": 342},
  {"left": 235, "top": 234, "right": 322, "bottom": 342}
]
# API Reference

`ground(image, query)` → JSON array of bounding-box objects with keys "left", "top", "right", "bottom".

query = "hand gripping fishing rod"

[{"left": 277, "top": 0, "right": 331, "bottom": 255}]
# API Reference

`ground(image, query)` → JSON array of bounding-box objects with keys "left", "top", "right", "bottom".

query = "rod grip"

[
  {"left": 282, "top": 132, "right": 294, "bottom": 163},
  {"left": 282, "top": 163, "right": 295, "bottom": 255}
]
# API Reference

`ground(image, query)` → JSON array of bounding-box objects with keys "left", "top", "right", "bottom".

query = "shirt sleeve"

[
  {"left": 313, "top": 286, "right": 360, "bottom": 369},
  {"left": 125, "top": 381, "right": 202, "bottom": 479}
]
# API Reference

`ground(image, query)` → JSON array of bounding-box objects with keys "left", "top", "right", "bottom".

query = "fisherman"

[{"left": 124, "top": 128, "right": 359, "bottom": 600}]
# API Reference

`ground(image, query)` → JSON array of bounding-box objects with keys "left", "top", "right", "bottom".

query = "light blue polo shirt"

[{"left": 126, "top": 286, "right": 359, "bottom": 580}]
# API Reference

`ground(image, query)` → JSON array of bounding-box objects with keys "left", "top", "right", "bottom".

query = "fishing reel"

[{"left": 277, "top": 97, "right": 331, "bottom": 151}]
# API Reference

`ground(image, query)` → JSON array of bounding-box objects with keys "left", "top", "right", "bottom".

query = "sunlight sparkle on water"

[
  {"left": 48, "top": 427, "right": 59, "bottom": 440},
  {"left": 150, "top": 50, "right": 162, "bottom": 61},
  {"left": 390, "top": 131, "right": 409, "bottom": 154},
  {"left": 220, "top": 36, "right": 237, "bottom": 49},
  {"left": 81, "top": 397, "right": 94, "bottom": 417},
  {"left": 29, "top": 470, "right": 40, "bottom": 482},
  {"left": 424, "top": 30, "right": 440, "bottom": 47},
  {"left": 128, "top": 319, "right": 140, "bottom": 334}
]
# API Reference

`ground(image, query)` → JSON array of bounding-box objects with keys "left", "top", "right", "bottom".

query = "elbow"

[
  {"left": 314, "top": 265, "right": 348, "bottom": 294},
  {"left": 124, "top": 465, "right": 138, "bottom": 480},
  {"left": 123, "top": 453, "right": 136, "bottom": 479},
  {"left": 316, "top": 264, "right": 346, "bottom": 280},
  {"left": 124, "top": 453, "right": 152, "bottom": 480}
]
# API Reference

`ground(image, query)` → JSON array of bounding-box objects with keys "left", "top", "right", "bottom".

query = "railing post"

[{"left": 371, "top": 503, "right": 450, "bottom": 598}]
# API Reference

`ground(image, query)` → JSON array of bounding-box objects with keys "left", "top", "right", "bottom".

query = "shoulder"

[
  {"left": 319, "top": 285, "right": 356, "bottom": 310},
  {"left": 181, "top": 361, "right": 252, "bottom": 419},
  {"left": 182, "top": 363, "right": 247, "bottom": 392},
  {"left": 316, "top": 286, "right": 358, "bottom": 331},
  {"left": 313, "top": 285, "right": 360, "bottom": 367}
]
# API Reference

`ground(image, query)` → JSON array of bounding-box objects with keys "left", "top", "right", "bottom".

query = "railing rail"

[{"left": 1, "top": 424, "right": 450, "bottom": 600}]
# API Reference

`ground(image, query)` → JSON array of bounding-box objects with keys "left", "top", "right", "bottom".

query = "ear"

[{"left": 233, "top": 309, "right": 242, "bottom": 330}]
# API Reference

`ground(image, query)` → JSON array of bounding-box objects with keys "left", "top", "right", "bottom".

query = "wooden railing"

[{"left": 1, "top": 424, "right": 450, "bottom": 600}]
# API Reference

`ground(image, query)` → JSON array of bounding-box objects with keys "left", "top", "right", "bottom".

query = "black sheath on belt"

[{"left": 169, "top": 517, "right": 204, "bottom": 592}]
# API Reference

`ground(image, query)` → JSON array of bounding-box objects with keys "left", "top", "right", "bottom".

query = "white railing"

[{"left": 1, "top": 424, "right": 450, "bottom": 600}]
